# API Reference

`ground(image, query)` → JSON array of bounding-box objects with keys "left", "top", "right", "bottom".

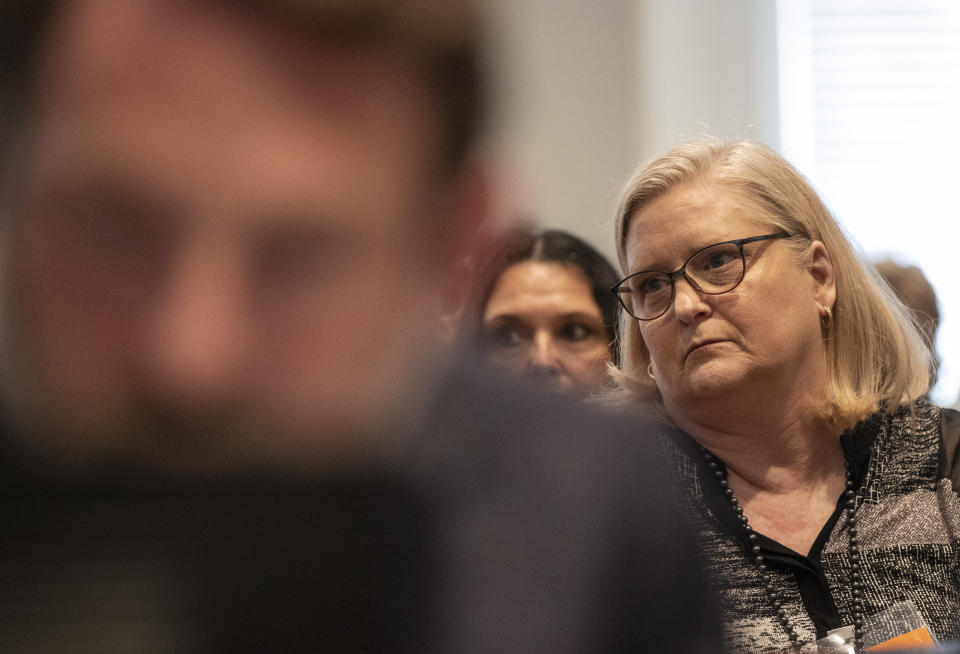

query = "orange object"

[{"left": 866, "top": 627, "right": 936, "bottom": 651}]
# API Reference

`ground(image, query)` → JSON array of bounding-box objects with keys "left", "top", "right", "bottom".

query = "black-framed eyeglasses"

[{"left": 610, "top": 232, "right": 789, "bottom": 321}]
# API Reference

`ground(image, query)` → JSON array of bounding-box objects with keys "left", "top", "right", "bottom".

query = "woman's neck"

[
  {"left": 669, "top": 397, "right": 847, "bottom": 555},
  {"left": 663, "top": 350, "right": 844, "bottom": 488},
  {"left": 667, "top": 394, "right": 842, "bottom": 493}
]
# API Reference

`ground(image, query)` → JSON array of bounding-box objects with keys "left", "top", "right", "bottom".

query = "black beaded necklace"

[{"left": 701, "top": 448, "right": 864, "bottom": 652}]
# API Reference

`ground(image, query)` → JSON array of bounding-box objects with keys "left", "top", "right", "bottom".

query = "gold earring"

[
  {"left": 647, "top": 362, "right": 656, "bottom": 379},
  {"left": 819, "top": 304, "right": 833, "bottom": 327}
]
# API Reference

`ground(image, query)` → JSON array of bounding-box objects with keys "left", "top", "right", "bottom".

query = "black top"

[{"left": 664, "top": 399, "right": 960, "bottom": 653}]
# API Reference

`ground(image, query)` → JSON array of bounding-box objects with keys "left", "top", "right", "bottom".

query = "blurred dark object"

[
  {"left": 0, "top": 469, "right": 430, "bottom": 654},
  {"left": 403, "top": 361, "right": 722, "bottom": 653},
  {"left": 0, "top": 361, "right": 723, "bottom": 653},
  {"left": 0, "top": 1, "right": 56, "bottom": 157}
]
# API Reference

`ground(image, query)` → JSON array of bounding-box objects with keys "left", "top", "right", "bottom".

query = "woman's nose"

[
  {"left": 527, "top": 332, "right": 562, "bottom": 373},
  {"left": 672, "top": 277, "right": 712, "bottom": 323}
]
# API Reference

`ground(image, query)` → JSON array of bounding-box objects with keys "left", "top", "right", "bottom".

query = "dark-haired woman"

[{"left": 461, "top": 228, "right": 619, "bottom": 396}]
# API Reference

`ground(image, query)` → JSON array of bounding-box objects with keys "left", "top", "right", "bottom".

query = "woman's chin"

[{"left": 669, "top": 364, "right": 748, "bottom": 403}]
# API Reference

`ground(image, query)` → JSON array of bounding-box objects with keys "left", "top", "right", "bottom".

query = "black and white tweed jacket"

[{"left": 663, "top": 399, "right": 960, "bottom": 653}]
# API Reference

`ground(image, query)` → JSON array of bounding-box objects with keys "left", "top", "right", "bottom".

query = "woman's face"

[
  {"left": 623, "top": 181, "right": 835, "bottom": 411},
  {"left": 482, "top": 261, "right": 612, "bottom": 395}
]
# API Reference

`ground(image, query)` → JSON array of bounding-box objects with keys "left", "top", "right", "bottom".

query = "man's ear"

[
  {"left": 436, "top": 164, "right": 494, "bottom": 341},
  {"left": 807, "top": 240, "right": 836, "bottom": 311},
  {"left": 445, "top": 163, "right": 492, "bottom": 267}
]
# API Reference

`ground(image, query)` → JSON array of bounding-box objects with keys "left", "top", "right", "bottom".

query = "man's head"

[{"left": 0, "top": 0, "right": 487, "bottom": 470}]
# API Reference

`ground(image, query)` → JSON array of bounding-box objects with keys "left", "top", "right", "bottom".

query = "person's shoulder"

[
  {"left": 855, "top": 399, "right": 947, "bottom": 483},
  {"left": 404, "top": 356, "right": 724, "bottom": 653},
  {"left": 883, "top": 396, "right": 942, "bottom": 440},
  {"left": 412, "top": 357, "right": 668, "bottom": 485},
  {"left": 937, "top": 401, "right": 960, "bottom": 491},
  {"left": 898, "top": 396, "right": 960, "bottom": 492}
]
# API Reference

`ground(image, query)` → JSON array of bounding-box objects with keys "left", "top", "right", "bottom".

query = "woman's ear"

[{"left": 807, "top": 240, "right": 836, "bottom": 310}]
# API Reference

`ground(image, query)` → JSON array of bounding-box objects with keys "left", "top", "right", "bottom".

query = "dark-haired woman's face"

[{"left": 481, "top": 261, "right": 611, "bottom": 395}]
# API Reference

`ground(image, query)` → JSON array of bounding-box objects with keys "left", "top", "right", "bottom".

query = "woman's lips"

[{"left": 685, "top": 339, "right": 729, "bottom": 360}]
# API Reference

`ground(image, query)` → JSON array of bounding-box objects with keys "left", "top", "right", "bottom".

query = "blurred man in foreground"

[
  {"left": 0, "top": 1, "right": 721, "bottom": 652},
  {"left": 2, "top": 0, "right": 488, "bottom": 469}
]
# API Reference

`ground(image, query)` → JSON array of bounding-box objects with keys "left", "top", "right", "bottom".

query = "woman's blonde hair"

[{"left": 612, "top": 139, "right": 933, "bottom": 428}]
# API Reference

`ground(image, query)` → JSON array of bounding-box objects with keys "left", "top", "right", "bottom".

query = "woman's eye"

[
  {"left": 485, "top": 325, "right": 526, "bottom": 348},
  {"left": 638, "top": 276, "right": 667, "bottom": 295},
  {"left": 701, "top": 250, "right": 737, "bottom": 270}
]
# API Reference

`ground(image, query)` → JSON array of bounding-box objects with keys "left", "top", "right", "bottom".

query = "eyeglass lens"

[{"left": 619, "top": 242, "right": 745, "bottom": 319}]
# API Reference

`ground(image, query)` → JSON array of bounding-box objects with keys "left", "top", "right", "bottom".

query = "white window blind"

[{"left": 778, "top": 0, "right": 960, "bottom": 405}]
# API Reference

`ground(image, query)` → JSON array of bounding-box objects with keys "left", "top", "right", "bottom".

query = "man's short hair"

[{"left": 0, "top": 0, "right": 485, "bottom": 178}]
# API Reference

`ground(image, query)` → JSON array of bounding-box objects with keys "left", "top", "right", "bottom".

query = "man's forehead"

[
  {"left": 28, "top": 0, "right": 442, "bottom": 227},
  {"left": 42, "top": 0, "right": 433, "bottom": 119}
]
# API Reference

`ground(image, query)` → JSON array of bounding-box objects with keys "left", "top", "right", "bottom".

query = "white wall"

[
  {"left": 777, "top": 0, "right": 960, "bottom": 404},
  {"left": 483, "top": 0, "right": 781, "bottom": 261},
  {"left": 482, "top": 0, "right": 638, "bottom": 259},
  {"left": 633, "top": 0, "right": 781, "bottom": 156}
]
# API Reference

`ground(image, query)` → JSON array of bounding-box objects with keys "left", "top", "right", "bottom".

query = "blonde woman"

[{"left": 610, "top": 139, "right": 960, "bottom": 652}]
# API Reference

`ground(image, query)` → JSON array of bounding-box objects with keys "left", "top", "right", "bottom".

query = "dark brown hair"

[{"left": 461, "top": 228, "right": 621, "bottom": 364}]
